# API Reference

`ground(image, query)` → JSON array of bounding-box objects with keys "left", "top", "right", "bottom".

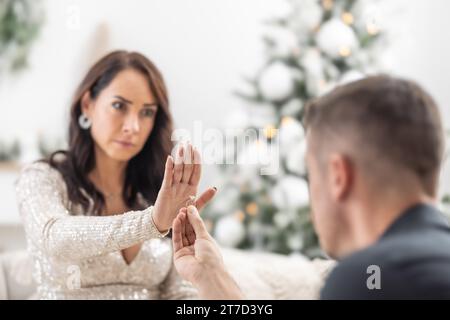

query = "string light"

[
  {"left": 339, "top": 46, "right": 352, "bottom": 57},
  {"left": 342, "top": 12, "right": 354, "bottom": 25},
  {"left": 246, "top": 202, "right": 259, "bottom": 216},
  {"left": 366, "top": 21, "right": 380, "bottom": 35},
  {"left": 281, "top": 116, "right": 295, "bottom": 127},
  {"left": 322, "top": 0, "right": 333, "bottom": 11},
  {"left": 263, "top": 124, "right": 277, "bottom": 139},
  {"left": 234, "top": 210, "right": 246, "bottom": 221}
]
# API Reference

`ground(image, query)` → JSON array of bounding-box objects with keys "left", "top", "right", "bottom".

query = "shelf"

[{"left": 0, "top": 162, "right": 21, "bottom": 172}]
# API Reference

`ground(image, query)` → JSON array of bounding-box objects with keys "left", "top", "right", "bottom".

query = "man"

[{"left": 172, "top": 75, "right": 450, "bottom": 299}]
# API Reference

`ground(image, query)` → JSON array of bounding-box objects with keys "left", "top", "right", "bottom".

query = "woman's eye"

[
  {"left": 142, "top": 109, "right": 155, "bottom": 117},
  {"left": 112, "top": 102, "right": 124, "bottom": 110}
]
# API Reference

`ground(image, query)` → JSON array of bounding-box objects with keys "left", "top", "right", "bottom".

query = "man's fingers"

[
  {"left": 179, "top": 208, "right": 190, "bottom": 247},
  {"left": 194, "top": 187, "right": 217, "bottom": 210},
  {"left": 186, "top": 221, "right": 196, "bottom": 245},
  {"left": 186, "top": 205, "right": 209, "bottom": 238}
]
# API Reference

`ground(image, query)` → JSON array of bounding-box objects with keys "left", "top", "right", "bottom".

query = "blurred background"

[{"left": 1, "top": 0, "right": 450, "bottom": 258}]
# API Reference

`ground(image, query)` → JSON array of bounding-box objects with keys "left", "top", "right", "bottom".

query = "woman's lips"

[{"left": 114, "top": 140, "right": 135, "bottom": 148}]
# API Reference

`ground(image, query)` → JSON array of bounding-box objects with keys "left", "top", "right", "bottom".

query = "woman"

[{"left": 15, "top": 51, "right": 216, "bottom": 299}]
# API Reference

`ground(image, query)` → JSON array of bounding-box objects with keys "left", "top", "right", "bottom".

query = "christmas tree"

[
  {"left": 204, "top": 0, "right": 388, "bottom": 258},
  {"left": 0, "top": 0, "right": 44, "bottom": 74}
]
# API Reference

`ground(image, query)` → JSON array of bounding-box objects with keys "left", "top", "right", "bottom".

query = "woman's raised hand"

[{"left": 152, "top": 143, "right": 216, "bottom": 233}]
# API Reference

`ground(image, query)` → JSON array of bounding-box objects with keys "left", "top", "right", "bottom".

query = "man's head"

[{"left": 304, "top": 75, "right": 445, "bottom": 259}]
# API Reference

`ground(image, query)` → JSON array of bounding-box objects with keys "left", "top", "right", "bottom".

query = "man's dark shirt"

[{"left": 321, "top": 204, "right": 450, "bottom": 299}]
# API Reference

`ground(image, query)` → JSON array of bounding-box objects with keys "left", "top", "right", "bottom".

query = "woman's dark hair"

[{"left": 41, "top": 51, "right": 174, "bottom": 215}]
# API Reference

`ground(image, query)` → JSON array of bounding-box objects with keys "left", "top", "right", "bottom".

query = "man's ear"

[
  {"left": 80, "top": 91, "right": 93, "bottom": 116},
  {"left": 328, "top": 153, "right": 353, "bottom": 201}
]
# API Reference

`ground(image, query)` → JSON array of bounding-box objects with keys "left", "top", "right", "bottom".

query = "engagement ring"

[{"left": 186, "top": 195, "right": 196, "bottom": 207}]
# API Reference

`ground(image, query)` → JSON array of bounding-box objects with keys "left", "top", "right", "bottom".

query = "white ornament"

[
  {"left": 223, "top": 108, "right": 249, "bottom": 130},
  {"left": 210, "top": 187, "right": 240, "bottom": 214},
  {"left": 271, "top": 0, "right": 292, "bottom": 20},
  {"left": 258, "top": 62, "right": 295, "bottom": 101},
  {"left": 265, "top": 27, "right": 299, "bottom": 58},
  {"left": 304, "top": 76, "right": 336, "bottom": 98},
  {"left": 290, "top": 0, "right": 323, "bottom": 32},
  {"left": 214, "top": 215, "right": 245, "bottom": 248},
  {"left": 353, "top": 1, "right": 384, "bottom": 33},
  {"left": 286, "top": 139, "right": 307, "bottom": 175},
  {"left": 300, "top": 48, "right": 323, "bottom": 79},
  {"left": 304, "top": 75, "right": 322, "bottom": 97},
  {"left": 325, "top": 62, "right": 340, "bottom": 79},
  {"left": 281, "top": 99, "right": 303, "bottom": 117},
  {"left": 316, "top": 19, "right": 358, "bottom": 58},
  {"left": 287, "top": 233, "right": 304, "bottom": 251},
  {"left": 270, "top": 175, "right": 309, "bottom": 209},
  {"left": 274, "top": 211, "right": 292, "bottom": 229},
  {"left": 248, "top": 220, "right": 267, "bottom": 250},
  {"left": 279, "top": 117, "right": 305, "bottom": 147},
  {"left": 318, "top": 80, "right": 337, "bottom": 96},
  {"left": 247, "top": 103, "right": 277, "bottom": 127},
  {"left": 237, "top": 139, "right": 276, "bottom": 175}
]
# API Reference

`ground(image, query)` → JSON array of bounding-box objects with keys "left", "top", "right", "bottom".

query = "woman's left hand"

[{"left": 152, "top": 143, "right": 215, "bottom": 232}]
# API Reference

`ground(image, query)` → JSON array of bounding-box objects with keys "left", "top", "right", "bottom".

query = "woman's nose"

[{"left": 123, "top": 114, "right": 140, "bottom": 134}]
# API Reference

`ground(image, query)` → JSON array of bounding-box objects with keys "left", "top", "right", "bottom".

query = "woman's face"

[{"left": 82, "top": 69, "right": 158, "bottom": 162}]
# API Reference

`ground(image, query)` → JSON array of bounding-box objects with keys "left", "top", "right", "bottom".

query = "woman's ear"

[{"left": 80, "top": 91, "right": 93, "bottom": 116}]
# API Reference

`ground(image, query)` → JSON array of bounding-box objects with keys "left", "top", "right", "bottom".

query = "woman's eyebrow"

[
  {"left": 143, "top": 103, "right": 158, "bottom": 108},
  {"left": 113, "top": 95, "right": 133, "bottom": 104},
  {"left": 114, "top": 95, "right": 157, "bottom": 108}
]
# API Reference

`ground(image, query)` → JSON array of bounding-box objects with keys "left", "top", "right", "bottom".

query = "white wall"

[
  {"left": 381, "top": 0, "right": 450, "bottom": 195},
  {"left": 0, "top": 0, "right": 282, "bottom": 225},
  {"left": 1, "top": 0, "right": 450, "bottom": 225},
  {"left": 1, "top": 0, "right": 280, "bottom": 139}
]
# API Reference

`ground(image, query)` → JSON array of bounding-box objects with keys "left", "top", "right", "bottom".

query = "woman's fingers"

[
  {"left": 172, "top": 214, "right": 183, "bottom": 253},
  {"left": 173, "top": 145, "right": 184, "bottom": 184},
  {"left": 189, "top": 147, "right": 202, "bottom": 186},
  {"left": 161, "top": 155, "right": 174, "bottom": 189},
  {"left": 194, "top": 187, "right": 217, "bottom": 210},
  {"left": 181, "top": 143, "right": 194, "bottom": 184}
]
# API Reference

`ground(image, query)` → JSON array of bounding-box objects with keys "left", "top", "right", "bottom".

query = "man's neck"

[{"left": 339, "top": 193, "right": 435, "bottom": 259}]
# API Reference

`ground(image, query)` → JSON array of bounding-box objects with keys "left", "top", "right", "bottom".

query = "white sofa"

[
  {"left": 0, "top": 250, "right": 36, "bottom": 300},
  {"left": 0, "top": 249, "right": 334, "bottom": 300}
]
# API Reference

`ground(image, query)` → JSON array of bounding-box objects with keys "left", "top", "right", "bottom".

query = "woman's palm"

[{"left": 153, "top": 144, "right": 202, "bottom": 231}]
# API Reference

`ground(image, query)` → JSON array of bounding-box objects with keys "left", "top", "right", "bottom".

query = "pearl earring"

[{"left": 78, "top": 114, "right": 92, "bottom": 130}]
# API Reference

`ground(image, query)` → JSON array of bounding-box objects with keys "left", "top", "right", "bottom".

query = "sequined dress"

[{"left": 15, "top": 162, "right": 197, "bottom": 300}]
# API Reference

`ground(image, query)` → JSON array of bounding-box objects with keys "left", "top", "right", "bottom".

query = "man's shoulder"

[
  {"left": 321, "top": 232, "right": 450, "bottom": 299},
  {"left": 320, "top": 246, "right": 391, "bottom": 300}
]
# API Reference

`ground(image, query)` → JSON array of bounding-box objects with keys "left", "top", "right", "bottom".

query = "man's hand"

[
  {"left": 172, "top": 205, "right": 244, "bottom": 300},
  {"left": 172, "top": 206, "right": 223, "bottom": 283}
]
